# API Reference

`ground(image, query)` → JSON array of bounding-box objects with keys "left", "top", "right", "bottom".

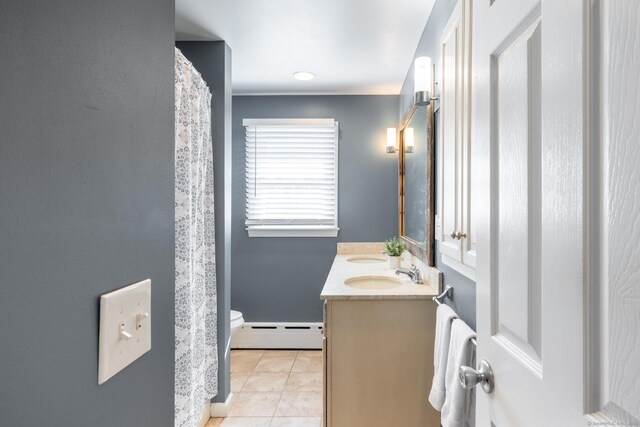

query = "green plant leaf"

[{"left": 383, "top": 236, "right": 405, "bottom": 257}]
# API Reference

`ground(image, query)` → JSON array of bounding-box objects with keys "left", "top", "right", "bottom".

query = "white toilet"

[{"left": 230, "top": 310, "right": 244, "bottom": 337}]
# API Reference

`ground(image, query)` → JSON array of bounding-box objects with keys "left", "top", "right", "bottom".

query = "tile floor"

[{"left": 206, "top": 350, "right": 323, "bottom": 427}]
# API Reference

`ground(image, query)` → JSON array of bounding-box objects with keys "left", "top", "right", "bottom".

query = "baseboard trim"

[
  {"left": 198, "top": 399, "right": 211, "bottom": 427},
  {"left": 210, "top": 392, "right": 234, "bottom": 418},
  {"left": 231, "top": 322, "right": 323, "bottom": 349}
]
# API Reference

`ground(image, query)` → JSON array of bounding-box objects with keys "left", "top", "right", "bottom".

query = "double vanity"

[
  {"left": 318, "top": 79, "right": 441, "bottom": 426},
  {"left": 320, "top": 243, "right": 442, "bottom": 427}
]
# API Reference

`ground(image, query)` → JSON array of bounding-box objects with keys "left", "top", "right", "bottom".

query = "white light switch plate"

[{"left": 98, "top": 279, "right": 151, "bottom": 384}]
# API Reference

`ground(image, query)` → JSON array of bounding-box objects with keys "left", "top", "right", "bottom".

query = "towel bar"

[
  {"left": 432, "top": 285, "right": 477, "bottom": 346},
  {"left": 432, "top": 285, "right": 453, "bottom": 305}
]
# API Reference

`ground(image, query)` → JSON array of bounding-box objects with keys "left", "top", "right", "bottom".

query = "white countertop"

[{"left": 320, "top": 254, "right": 440, "bottom": 300}]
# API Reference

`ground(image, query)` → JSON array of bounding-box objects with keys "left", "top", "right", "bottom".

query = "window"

[{"left": 244, "top": 118, "right": 339, "bottom": 237}]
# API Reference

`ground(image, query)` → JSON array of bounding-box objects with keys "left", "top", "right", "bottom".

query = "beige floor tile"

[
  {"left": 242, "top": 372, "right": 289, "bottom": 392},
  {"left": 274, "top": 391, "right": 323, "bottom": 417},
  {"left": 262, "top": 350, "right": 299, "bottom": 357},
  {"left": 291, "top": 356, "right": 322, "bottom": 373},
  {"left": 284, "top": 373, "right": 323, "bottom": 391},
  {"left": 205, "top": 418, "right": 223, "bottom": 427},
  {"left": 296, "top": 350, "right": 322, "bottom": 357},
  {"left": 228, "top": 392, "right": 281, "bottom": 417},
  {"left": 254, "top": 356, "right": 296, "bottom": 373},
  {"left": 231, "top": 356, "right": 262, "bottom": 373},
  {"left": 219, "top": 417, "right": 272, "bottom": 427},
  {"left": 231, "top": 372, "right": 251, "bottom": 392},
  {"left": 269, "top": 417, "right": 322, "bottom": 427},
  {"left": 232, "top": 350, "right": 265, "bottom": 358}
]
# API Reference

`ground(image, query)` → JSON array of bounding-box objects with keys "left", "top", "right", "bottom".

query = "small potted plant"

[{"left": 383, "top": 236, "right": 405, "bottom": 269}]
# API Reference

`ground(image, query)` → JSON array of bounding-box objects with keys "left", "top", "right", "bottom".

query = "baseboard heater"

[{"left": 231, "top": 322, "right": 323, "bottom": 349}]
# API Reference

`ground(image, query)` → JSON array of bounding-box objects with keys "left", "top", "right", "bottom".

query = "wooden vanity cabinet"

[{"left": 322, "top": 298, "right": 440, "bottom": 427}]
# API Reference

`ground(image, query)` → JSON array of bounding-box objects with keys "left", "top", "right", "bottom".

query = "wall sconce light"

[
  {"left": 414, "top": 56, "right": 435, "bottom": 105},
  {"left": 404, "top": 127, "right": 414, "bottom": 153},
  {"left": 386, "top": 127, "right": 415, "bottom": 154},
  {"left": 386, "top": 127, "right": 398, "bottom": 153}
]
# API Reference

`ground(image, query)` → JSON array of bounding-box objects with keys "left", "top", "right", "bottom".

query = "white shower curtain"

[{"left": 174, "top": 48, "right": 218, "bottom": 427}]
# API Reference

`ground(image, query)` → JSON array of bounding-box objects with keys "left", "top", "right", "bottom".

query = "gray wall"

[
  {"left": 175, "top": 41, "right": 233, "bottom": 404},
  {"left": 400, "top": 0, "right": 477, "bottom": 330},
  {"left": 0, "top": 0, "right": 175, "bottom": 425},
  {"left": 232, "top": 96, "right": 399, "bottom": 322}
]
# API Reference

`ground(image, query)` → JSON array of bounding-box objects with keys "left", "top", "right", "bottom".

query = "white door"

[{"left": 473, "top": 0, "right": 640, "bottom": 425}]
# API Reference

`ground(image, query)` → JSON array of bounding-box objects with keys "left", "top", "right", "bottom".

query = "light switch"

[{"left": 98, "top": 279, "right": 151, "bottom": 385}]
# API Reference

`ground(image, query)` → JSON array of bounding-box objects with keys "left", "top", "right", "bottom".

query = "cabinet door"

[
  {"left": 460, "top": 0, "right": 476, "bottom": 271},
  {"left": 440, "top": 0, "right": 476, "bottom": 280},
  {"left": 440, "top": 0, "right": 463, "bottom": 263}
]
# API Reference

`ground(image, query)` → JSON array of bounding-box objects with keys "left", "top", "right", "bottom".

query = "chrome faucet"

[{"left": 395, "top": 265, "right": 423, "bottom": 284}]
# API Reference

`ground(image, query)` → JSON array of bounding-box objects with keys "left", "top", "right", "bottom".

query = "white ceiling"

[{"left": 175, "top": 0, "right": 435, "bottom": 95}]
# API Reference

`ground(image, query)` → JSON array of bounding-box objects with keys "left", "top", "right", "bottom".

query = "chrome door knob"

[
  {"left": 455, "top": 231, "right": 467, "bottom": 240},
  {"left": 450, "top": 230, "right": 457, "bottom": 239},
  {"left": 459, "top": 359, "right": 494, "bottom": 393}
]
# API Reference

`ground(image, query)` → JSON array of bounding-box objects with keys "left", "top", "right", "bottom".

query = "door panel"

[{"left": 493, "top": 18, "right": 542, "bottom": 367}]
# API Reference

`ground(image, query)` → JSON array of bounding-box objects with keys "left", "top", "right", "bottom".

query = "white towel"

[
  {"left": 441, "top": 319, "right": 476, "bottom": 427},
  {"left": 428, "top": 303, "right": 458, "bottom": 410}
]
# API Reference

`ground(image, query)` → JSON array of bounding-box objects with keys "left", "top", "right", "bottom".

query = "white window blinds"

[{"left": 244, "top": 118, "right": 339, "bottom": 237}]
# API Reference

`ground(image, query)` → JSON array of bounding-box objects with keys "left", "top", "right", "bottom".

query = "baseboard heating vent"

[{"left": 231, "top": 322, "right": 323, "bottom": 349}]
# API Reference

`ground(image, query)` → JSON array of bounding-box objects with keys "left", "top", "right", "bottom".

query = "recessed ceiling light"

[{"left": 293, "top": 71, "right": 315, "bottom": 81}]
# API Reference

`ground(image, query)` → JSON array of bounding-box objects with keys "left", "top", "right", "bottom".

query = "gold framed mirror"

[{"left": 398, "top": 101, "right": 435, "bottom": 266}]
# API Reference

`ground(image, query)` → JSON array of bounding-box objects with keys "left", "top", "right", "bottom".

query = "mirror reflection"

[
  {"left": 399, "top": 102, "right": 434, "bottom": 265},
  {"left": 403, "top": 108, "right": 428, "bottom": 246}
]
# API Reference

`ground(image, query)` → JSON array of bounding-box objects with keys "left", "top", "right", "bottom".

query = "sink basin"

[
  {"left": 344, "top": 275, "right": 403, "bottom": 290},
  {"left": 346, "top": 256, "right": 385, "bottom": 264}
]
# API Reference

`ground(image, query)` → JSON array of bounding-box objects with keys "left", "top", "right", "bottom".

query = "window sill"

[{"left": 247, "top": 226, "right": 339, "bottom": 238}]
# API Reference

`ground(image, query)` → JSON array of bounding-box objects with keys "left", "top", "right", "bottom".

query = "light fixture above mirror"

[{"left": 414, "top": 56, "right": 436, "bottom": 106}]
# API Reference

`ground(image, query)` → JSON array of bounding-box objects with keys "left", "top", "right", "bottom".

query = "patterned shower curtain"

[{"left": 174, "top": 47, "right": 218, "bottom": 427}]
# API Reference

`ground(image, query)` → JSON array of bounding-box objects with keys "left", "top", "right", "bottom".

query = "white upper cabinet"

[{"left": 439, "top": 0, "right": 476, "bottom": 280}]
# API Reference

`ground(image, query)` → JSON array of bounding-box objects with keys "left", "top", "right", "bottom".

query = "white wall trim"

[
  {"left": 247, "top": 226, "right": 339, "bottom": 238},
  {"left": 210, "top": 393, "right": 235, "bottom": 418},
  {"left": 232, "top": 322, "right": 323, "bottom": 349},
  {"left": 197, "top": 399, "right": 211, "bottom": 427}
]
